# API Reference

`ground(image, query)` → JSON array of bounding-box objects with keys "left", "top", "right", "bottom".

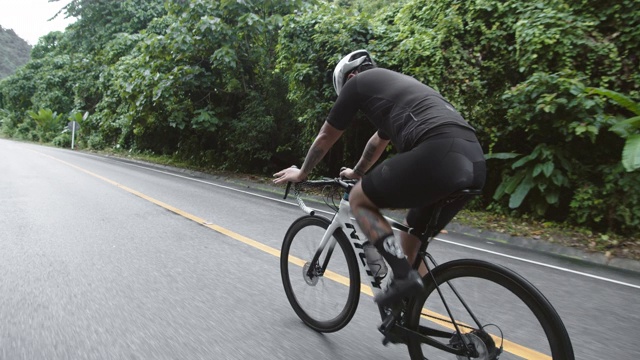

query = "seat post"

[
  {"left": 424, "top": 207, "right": 443, "bottom": 240},
  {"left": 414, "top": 189, "right": 482, "bottom": 271},
  {"left": 414, "top": 204, "right": 443, "bottom": 266},
  {"left": 418, "top": 188, "right": 483, "bottom": 242}
]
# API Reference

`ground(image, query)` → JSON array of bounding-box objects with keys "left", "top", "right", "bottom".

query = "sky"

[{"left": 0, "top": 0, "right": 76, "bottom": 45}]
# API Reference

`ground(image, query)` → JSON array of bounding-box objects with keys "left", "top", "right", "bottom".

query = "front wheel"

[
  {"left": 280, "top": 215, "right": 361, "bottom": 332},
  {"left": 406, "top": 259, "right": 574, "bottom": 360}
]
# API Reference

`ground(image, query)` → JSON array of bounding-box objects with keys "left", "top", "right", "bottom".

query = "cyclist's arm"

[
  {"left": 300, "top": 121, "right": 344, "bottom": 176},
  {"left": 273, "top": 121, "right": 344, "bottom": 184},
  {"left": 352, "top": 131, "right": 389, "bottom": 176}
]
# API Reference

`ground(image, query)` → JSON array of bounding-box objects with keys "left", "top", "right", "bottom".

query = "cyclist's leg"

[
  {"left": 350, "top": 183, "right": 423, "bottom": 306},
  {"left": 406, "top": 196, "right": 475, "bottom": 234},
  {"left": 401, "top": 136, "right": 485, "bottom": 267},
  {"left": 349, "top": 183, "right": 413, "bottom": 280},
  {"left": 348, "top": 182, "right": 393, "bottom": 241},
  {"left": 352, "top": 140, "right": 466, "bottom": 304},
  {"left": 402, "top": 197, "right": 472, "bottom": 275},
  {"left": 357, "top": 135, "right": 484, "bottom": 302},
  {"left": 399, "top": 198, "right": 471, "bottom": 277},
  {"left": 400, "top": 229, "right": 427, "bottom": 276}
]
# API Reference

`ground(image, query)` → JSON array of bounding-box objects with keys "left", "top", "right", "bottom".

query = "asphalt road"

[{"left": 1, "top": 139, "right": 639, "bottom": 360}]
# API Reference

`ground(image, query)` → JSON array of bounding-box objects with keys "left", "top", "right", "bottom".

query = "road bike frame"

[
  {"left": 296, "top": 182, "right": 392, "bottom": 294},
  {"left": 291, "top": 179, "right": 475, "bottom": 296},
  {"left": 287, "top": 180, "right": 488, "bottom": 355},
  {"left": 283, "top": 179, "right": 574, "bottom": 359}
]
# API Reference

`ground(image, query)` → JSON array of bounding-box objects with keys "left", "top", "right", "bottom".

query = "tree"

[{"left": 2, "top": 0, "right": 638, "bottom": 235}]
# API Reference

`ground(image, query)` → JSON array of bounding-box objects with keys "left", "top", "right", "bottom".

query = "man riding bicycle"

[{"left": 273, "top": 49, "right": 486, "bottom": 306}]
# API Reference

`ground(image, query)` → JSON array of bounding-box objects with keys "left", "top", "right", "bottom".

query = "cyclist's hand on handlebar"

[
  {"left": 273, "top": 166, "right": 307, "bottom": 185},
  {"left": 339, "top": 167, "right": 361, "bottom": 180}
]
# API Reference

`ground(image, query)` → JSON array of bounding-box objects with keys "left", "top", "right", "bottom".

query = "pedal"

[
  {"left": 378, "top": 314, "right": 395, "bottom": 334},
  {"left": 379, "top": 322, "right": 405, "bottom": 346},
  {"left": 378, "top": 314, "right": 397, "bottom": 346},
  {"left": 379, "top": 303, "right": 410, "bottom": 345},
  {"left": 382, "top": 335, "right": 391, "bottom": 346}
]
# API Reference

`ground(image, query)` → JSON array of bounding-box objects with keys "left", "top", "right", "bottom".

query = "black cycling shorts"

[{"left": 361, "top": 125, "right": 486, "bottom": 234}]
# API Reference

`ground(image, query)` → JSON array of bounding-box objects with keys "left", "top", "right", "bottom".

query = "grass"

[{"left": 453, "top": 210, "right": 639, "bottom": 261}]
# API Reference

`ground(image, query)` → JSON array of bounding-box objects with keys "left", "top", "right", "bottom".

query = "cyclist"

[{"left": 273, "top": 49, "right": 486, "bottom": 306}]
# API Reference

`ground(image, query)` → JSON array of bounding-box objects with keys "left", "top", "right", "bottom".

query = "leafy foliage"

[
  {"left": 586, "top": 87, "right": 640, "bottom": 172},
  {"left": 27, "top": 108, "right": 63, "bottom": 138},
  {"left": 570, "top": 164, "right": 640, "bottom": 234},
  {"left": 277, "top": 2, "right": 390, "bottom": 173},
  {"left": 490, "top": 143, "right": 572, "bottom": 215},
  {"left": 0, "top": 0, "right": 638, "bottom": 236}
]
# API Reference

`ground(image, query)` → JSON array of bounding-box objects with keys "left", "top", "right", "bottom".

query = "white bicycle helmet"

[{"left": 332, "top": 49, "right": 376, "bottom": 96}]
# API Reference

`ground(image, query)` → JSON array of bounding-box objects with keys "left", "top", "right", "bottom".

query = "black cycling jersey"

[{"left": 326, "top": 68, "right": 475, "bottom": 153}]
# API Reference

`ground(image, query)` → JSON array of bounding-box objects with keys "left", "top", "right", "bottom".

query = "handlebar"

[
  {"left": 283, "top": 178, "right": 357, "bottom": 215},
  {"left": 283, "top": 178, "right": 356, "bottom": 199}
]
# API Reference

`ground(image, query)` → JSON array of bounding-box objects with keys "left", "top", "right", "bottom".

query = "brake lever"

[
  {"left": 284, "top": 181, "right": 292, "bottom": 199},
  {"left": 282, "top": 165, "right": 299, "bottom": 199}
]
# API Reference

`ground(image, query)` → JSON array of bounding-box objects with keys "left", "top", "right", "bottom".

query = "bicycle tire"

[
  {"left": 280, "top": 215, "right": 361, "bottom": 333},
  {"left": 406, "top": 259, "right": 574, "bottom": 360}
]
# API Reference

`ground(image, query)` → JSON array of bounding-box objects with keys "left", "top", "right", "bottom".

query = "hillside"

[{"left": 0, "top": 25, "right": 31, "bottom": 79}]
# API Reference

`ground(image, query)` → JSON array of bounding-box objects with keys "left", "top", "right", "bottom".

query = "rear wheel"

[
  {"left": 406, "top": 259, "right": 574, "bottom": 360},
  {"left": 280, "top": 215, "right": 361, "bottom": 332}
]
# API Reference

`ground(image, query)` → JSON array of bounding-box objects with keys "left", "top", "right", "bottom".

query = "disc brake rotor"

[
  {"left": 455, "top": 333, "right": 489, "bottom": 360},
  {"left": 302, "top": 262, "right": 320, "bottom": 286}
]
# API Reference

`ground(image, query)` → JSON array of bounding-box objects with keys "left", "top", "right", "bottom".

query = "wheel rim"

[
  {"left": 283, "top": 220, "right": 357, "bottom": 327},
  {"left": 408, "top": 265, "right": 570, "bottom": 360}
]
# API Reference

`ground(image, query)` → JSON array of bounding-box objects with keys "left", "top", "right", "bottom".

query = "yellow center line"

[
  {"left": 38, "top": 150, "right": 549, "bottom": 359},
  {"left": 419, "top": 308, "right": 551, "bottom": 359}
]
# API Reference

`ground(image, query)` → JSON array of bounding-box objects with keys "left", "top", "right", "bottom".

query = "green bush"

[
  {"left": 15, "top": 119, "right": 38, "bottom": 141},
  {"left": 52, "top": 132, "right": 71, "bottom": 148},
  {"left": 489, "top": 143, "right": 572, "bottom": 216},
  {"left": 571, "top": 165, "right": 640, "bottom": 235},
  {"left": 0, "top": 0, "right": 638, "bottom": 236},
  {"left": 0, "top": 110, "right": 17, "bottom": 137},
  {"left": 86, "top": 133, "right": 106, "bottom": 150},
  {"left": 27, "top": 108, "right": 65, "bottom": 143}
]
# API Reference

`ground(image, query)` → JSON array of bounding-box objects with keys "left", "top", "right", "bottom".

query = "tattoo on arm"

[
  {"left": 354, "top": 141, "right": 378, "bottom": 176},
  {"left": 299, "top": 122, "right": 343, "bottom": 176},
  {"left": 301, "top": 145, "right": 326, "bottom": 175}
]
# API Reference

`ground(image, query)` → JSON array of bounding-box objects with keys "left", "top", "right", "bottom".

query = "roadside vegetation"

[
  {"left": 88, "top": 146, "right": 639, "bottom": 262},
  {"left": 1, "top": 0, "right": 638, "bottom": 259}
]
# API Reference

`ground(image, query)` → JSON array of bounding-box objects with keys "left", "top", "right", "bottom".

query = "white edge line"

[
  {"left": 121, "top": 161, "right": 334, "bottom": 212},
  {"left": 434, "top": 237, "right": 640, "bottom": 290},
  {"left": 102, "top": 156, "right": 640, "bottom": 290}
]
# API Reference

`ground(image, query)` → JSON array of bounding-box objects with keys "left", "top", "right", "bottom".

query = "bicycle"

[{"left": 280, "top": 178, "right": 575, "bottom": 360}]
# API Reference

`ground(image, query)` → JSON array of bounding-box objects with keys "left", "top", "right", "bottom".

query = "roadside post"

[{"left": 67, "top": 121, "right": 79, "bottom": 150}]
